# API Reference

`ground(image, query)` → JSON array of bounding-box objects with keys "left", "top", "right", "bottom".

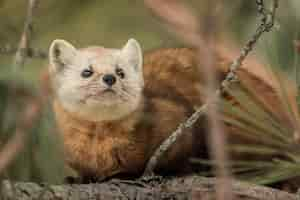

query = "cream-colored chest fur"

[{"left": 54, "top": 100, "right": 147, "bottom": 179}]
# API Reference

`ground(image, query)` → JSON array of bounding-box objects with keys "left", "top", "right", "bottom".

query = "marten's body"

[
  {"left": 51, "top": 46, "right": 209, "bottom": 181},
  {"left": 48, "top": 39, "right": 298, "bottom": 181}
]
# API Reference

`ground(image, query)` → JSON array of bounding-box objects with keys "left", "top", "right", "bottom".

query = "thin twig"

[
  {"left": 219, "top": 0, "right": 278, "bottom": 93},
  {"left": 13, "top": 0, "right": 39, "bottom": 71},
  {"left": 143, "top": 104, "right": 209, "bottom": 176},
  {"left": 143, "top": 0, "right": 278, "bottom": 177}
]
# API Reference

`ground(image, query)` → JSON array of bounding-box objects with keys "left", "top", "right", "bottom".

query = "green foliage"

[
  {"left": 223, "top": 82, "right": 300, "bottom": 185},
  {"left": 193, "top": 66, "right": 300, "bottom": 185}
]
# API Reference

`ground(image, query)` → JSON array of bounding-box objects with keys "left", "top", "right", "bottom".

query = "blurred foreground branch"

[
  {"left": 143, "top": 1, "right": 232, "bottom": 199},
  {"left": 143, "top": 0, "right": 279, "bottom": 187},
  {"left": 0, "top": 100, "right": 42, "bottom": 173},
  {"left": 295, "top": 40, "right": 300, "bottom": 54},
  {"left": 0, "top": 0, "right": 41, "bottom": 175},
  {"left": 1, "top": 176, "right": 298, "bottom": 200}
]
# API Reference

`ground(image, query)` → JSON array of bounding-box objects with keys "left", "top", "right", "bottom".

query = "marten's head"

[{"left": 49, "top": 39, "right": 144, "bottom": 121}]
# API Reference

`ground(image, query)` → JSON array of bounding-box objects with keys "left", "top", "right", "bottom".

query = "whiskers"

[
  {"left": 77, "top": 79, "right": 142, "bottom": 105},
  {"left": 118, "top": 82, "right": 142, "bottom": 101}
]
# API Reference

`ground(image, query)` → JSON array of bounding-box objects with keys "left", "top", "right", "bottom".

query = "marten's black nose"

[{"left": 102, "top": 74, "right": 116, "bottom": 86}]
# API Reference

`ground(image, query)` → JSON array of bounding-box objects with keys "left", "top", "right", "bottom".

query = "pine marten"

[{"left": 48, "top": 39, "right": 298, "bottom": 182}]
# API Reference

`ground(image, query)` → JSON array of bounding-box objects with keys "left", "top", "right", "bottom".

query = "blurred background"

[{"left": 0, "top": 0, "right": 299, "bottom": 184}]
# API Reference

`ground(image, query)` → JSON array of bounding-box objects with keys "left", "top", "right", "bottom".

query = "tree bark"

[{"left": 1, "top": 176, "right": 299, "bottom": 200}]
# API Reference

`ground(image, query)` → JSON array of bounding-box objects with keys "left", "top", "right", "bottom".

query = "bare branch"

[
  {"left": 0, "top": 44, "right": 47, "bottom": 59},
  {"left": 143, "top": 103, "right": 208, "bottom": 175},
  {"left": 220, "top": 0, "right": 279, "bottom": 92}
]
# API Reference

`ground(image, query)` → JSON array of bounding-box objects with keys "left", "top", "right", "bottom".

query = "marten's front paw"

[
  {"left": 64, "top": 176, "right": 82, "bottom": 184},
  {"left": 64, "top": 175, "right": 100, "bottom": 184},
  {"left": 139, "top": 174, "right": 163, "bottom": 184},
  {"left": 81, "top": 176, "right": 99, "bottom": 184}
]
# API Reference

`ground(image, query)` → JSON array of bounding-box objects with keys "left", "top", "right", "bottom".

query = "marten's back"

[
  {"left": 139, "top": 48, "right": 206, "bottom": 172},
  {"left": 141, "top": 47, "right": 299, "bottom": 165},
  {"left": 139, "top": 48, "right": 234, "bottom": 172}
]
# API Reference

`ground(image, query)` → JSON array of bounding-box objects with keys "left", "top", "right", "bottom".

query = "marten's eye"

[
  {"left": 116, "top": 67, "right": 125, "bottom": 79},
  {"left": 81, "top": 65, "right": 94, "bottom": 78}
]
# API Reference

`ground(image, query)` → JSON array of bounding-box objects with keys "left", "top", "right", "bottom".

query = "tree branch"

[{"left": 0, "top": 176, "right": 298, "bottom": 200}]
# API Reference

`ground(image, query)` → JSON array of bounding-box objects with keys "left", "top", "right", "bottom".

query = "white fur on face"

[{"left": 49, "top": 39, "right": 144, "bottom": 121}]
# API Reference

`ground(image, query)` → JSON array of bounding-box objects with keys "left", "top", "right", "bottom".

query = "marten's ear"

[
  {"left": 121, "top": 38, "right": 143, "bottom": 74},
  {"left": 49, "top": 39, "right": 77, "bottom": 74}
]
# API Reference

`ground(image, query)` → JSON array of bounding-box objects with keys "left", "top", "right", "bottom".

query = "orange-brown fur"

[
  {"left": 53, "top": 48, "right": 207, "bottom": 180},
  {"left": 52, "top": 47, "right": 298, "bottom": 181}
]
